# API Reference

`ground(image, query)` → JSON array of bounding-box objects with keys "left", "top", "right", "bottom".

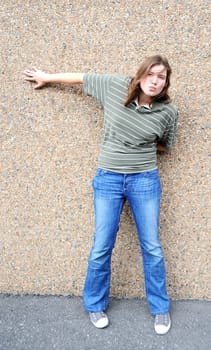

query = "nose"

[{"left": 151, "top": 75, "right": 158, "bottom": 85}]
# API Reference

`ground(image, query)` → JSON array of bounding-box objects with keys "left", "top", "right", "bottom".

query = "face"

[{"left": 140, "top": 64, "right": 167, "bottom": 102}]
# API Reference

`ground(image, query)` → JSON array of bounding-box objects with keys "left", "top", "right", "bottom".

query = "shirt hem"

[{"left": 97, "top": 165, "right": 158, "bottom": 174}]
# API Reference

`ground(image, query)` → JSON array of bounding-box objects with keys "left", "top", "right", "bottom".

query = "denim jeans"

[{"left": 83, "top": 168, "right": 170, "bottom": 315}]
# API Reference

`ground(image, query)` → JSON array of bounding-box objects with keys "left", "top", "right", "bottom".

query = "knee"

[
  {"left": 89, "top": 246, "right": 113, "bottom": 268},
  {"left": 141, "top": 242, "right": 164, "bottom": 259}
]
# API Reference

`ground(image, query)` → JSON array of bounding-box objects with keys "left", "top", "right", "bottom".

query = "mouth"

[{"left": 149, "top": 87, "right": 157, "bottom": 92}]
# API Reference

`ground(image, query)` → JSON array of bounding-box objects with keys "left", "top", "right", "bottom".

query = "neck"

[{"left": 138, "top": 94, "right": 152, "bottom": 106}]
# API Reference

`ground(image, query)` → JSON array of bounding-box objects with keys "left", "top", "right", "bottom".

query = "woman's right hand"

[{"left": 23, "top": 67, "right": 50, "bottom": 89}]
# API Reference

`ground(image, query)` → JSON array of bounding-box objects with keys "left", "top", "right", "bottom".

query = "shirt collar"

[{"left": 133, "top": 98, "right": 152, "bottom": 110}]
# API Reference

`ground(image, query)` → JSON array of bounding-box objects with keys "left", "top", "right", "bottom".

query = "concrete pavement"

[{"left": 0, "top": 295, "right": 210, "bottom": 350}]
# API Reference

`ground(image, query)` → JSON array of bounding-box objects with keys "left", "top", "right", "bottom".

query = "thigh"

[
  {"left": 127, "top": 170, "right": 161, "bottom": 251},
  {"left": 92, "top": 169, "right": 125, "bottom": 251}
]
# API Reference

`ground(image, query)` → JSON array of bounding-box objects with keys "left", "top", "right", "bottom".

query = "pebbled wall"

[{"left": 0, "top": 1, "right": 210, "bottom": 299}]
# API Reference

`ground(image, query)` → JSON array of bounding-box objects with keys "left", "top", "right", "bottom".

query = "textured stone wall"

[{"left": 1, "top": 1, "right": 210, "bottom": 299}]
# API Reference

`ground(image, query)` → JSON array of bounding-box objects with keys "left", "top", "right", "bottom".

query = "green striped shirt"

[{"left": 83, "top": 73, "right": 178, "bottom": 174}]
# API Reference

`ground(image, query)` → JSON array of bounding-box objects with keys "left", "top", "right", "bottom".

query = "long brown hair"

[{"left": 124, "top": 55, "right": 172, "bottom": 106}]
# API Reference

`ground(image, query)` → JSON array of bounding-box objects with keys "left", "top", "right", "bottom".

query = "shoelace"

[
  {"left": 155, "top": 314, "right": 169, "bottom": 326},
  {"left": 91, "top": 312, "right": 106, "bottom": 322}
]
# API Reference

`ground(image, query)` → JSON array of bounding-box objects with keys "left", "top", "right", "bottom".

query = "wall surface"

[{"left": 0, "top": 0, "right": 210, "bottom": 299}]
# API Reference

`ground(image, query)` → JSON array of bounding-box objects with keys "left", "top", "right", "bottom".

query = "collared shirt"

[
  {"left": 133, "top": 98, "right": 151, "bottom": 110},
  {"left": 83, "top": 73, "right": 178, "bottom": 174}
]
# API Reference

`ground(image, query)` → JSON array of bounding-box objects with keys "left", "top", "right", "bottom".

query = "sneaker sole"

[
  {"left": 154, "top": 319, "right": 171, "bottom": 335},
  {"left": 89, "top": 314, "right": 109, "bottom": 329}
]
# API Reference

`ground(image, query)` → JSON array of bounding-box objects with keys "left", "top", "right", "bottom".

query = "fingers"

[
  {"left": 23, "top": 75, "right": 35, "bottom": 81},
  {"left": 23, "top": 68, "right": 40, "bottom": 88},
  {"left": 23, "top": 68, "right": 38, "bottom": 76},
  {"left": 23, "top": 67, "right": 42, "bottom": 78},
  {"left": 23, "top": 67, "right": 46, "bottom": 89},
  {"left": 34, "top": 82, "right": 45, "bottom": 89},
  {"left": 25, "top": 67, "right": 39, "bottom": 73},
  {"left": 23, "top": 69, "right": 36, "bottom": 80}
]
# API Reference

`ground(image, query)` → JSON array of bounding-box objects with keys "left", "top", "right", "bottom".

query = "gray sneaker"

[
  {"left": 89, "top": 311, "right": 109, "bottom": 329},
  {"left": 154, "top": 313, "right": 171, "bottom": 335}
]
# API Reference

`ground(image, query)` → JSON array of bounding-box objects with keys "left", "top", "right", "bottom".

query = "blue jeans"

[{"left": 83, "top": 168, "right": 170, "bottom": 315}]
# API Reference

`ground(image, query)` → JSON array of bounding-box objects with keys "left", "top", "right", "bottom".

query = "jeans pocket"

[
  {"left": 143, "top": 169, "right": 159, "bottom": 178},
  {"left": 92, "top": 169, "right": 108, "bottom": 189},
  {"left": 95, "top": 168, "right": 118, "bottom": 177},
  {"left": 95, "top": 169, "right": 107, "bottom": 177}
]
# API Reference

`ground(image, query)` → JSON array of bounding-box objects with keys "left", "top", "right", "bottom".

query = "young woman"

[{"left": 24, "top": 55, "right": 178, "bottom": 335}]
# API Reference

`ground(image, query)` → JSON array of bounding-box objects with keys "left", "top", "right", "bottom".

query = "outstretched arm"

[{"left": 23, "top": 67, "right": 84, "bottom": 89}]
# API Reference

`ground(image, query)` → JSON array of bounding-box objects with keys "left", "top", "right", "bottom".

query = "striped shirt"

[{"left": 83, "top": 73, "right": 178, "bottom": 174}]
